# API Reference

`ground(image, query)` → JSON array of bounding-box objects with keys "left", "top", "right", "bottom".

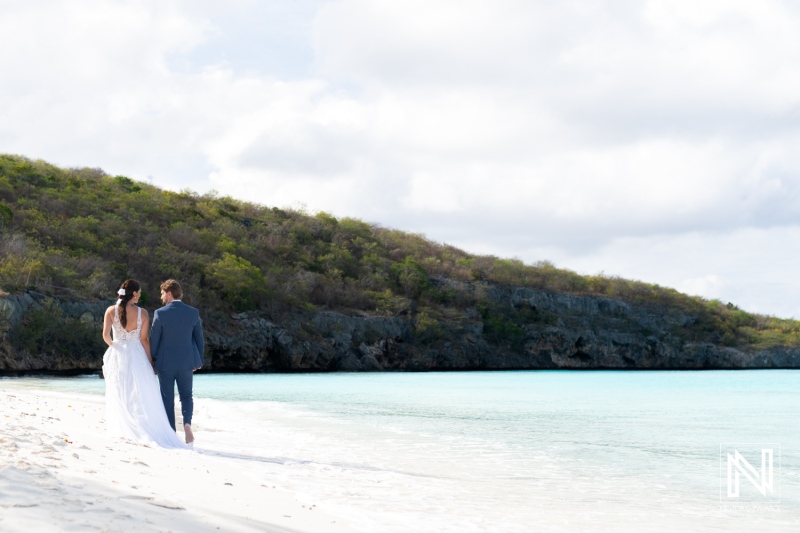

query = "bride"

[{"left": 101, "top": 279, "right": 188, "bottom": 449}]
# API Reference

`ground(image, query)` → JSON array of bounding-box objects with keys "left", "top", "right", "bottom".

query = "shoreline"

[
  {"left": 3, "top": 366, "right": 799, "bottom": 379},
  {"left": 0, "top": 385, "right": 358, "bottom": 533}
]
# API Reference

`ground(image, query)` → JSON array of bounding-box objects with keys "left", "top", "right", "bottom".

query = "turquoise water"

[{"left": 4, "top": 370, "right": 799, "bottom": 532}]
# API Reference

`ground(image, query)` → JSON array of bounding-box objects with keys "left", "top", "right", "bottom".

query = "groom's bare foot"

[{"left": 184, "top": 424, "right": 194, "bottom": 445}]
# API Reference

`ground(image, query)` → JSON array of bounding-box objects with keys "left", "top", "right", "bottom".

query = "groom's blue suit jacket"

[{"left": 150, "top": 300, "right": 205, "bottom": 372}]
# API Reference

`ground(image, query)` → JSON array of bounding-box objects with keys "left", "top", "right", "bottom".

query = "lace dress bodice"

[{"left": 112, "top": 305, "right": 142, "bottom": 342}]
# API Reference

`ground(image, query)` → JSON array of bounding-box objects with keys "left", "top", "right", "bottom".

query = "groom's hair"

[{"left": 160, "top": 279, "right": 183, "bottom": 300}]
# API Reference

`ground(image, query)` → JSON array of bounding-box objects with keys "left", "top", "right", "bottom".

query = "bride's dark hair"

[{"left": 117, "top": 279, "right": 140, "bottom": 328}]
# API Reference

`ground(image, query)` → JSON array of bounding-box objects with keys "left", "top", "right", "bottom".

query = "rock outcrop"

[
  {"left": 1, "top": 281, "right": 798, "bottom": 374},
  {"left": 0, "top": 291, "right": 110, "bottom": 373}
]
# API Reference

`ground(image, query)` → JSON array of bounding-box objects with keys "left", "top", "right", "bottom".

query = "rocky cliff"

[
  {"left": 0, "top": 292, "right": 110, "bottom": 373},
  {"left": 1, "top": 280, "right": 798, "bottom": 374}
]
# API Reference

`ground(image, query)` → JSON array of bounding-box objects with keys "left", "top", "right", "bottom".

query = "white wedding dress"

[{"left": 102, "top": 306, "right": 188, "bottom": 449}]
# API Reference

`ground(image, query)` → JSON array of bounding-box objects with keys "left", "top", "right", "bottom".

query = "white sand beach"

[{"left": 0, "top": 386, "right": 357, "bottom": 533}]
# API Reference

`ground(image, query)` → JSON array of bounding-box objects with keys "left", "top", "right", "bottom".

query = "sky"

[{"left": 1, "top": 0, "right": 799, "bottom": 318}]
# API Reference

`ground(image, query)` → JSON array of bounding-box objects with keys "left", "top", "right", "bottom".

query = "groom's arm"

[
  {"left": 192, "top": 314, "right": 204, "bottom": 370},
  {"left": 150, "top": 310, "right": 163, "bottom": 366}
]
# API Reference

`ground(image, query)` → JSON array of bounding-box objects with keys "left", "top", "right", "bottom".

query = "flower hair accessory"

[{"left": 118, "top": 289, "right": 126, "bottom": 296}]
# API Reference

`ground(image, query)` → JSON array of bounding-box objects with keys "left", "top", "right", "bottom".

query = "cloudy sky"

[{"left": 2, "top": 0, "right": 799, "bottom": 317}]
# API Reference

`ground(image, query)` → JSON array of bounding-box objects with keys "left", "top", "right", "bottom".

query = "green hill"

[{"left": 0, "top": 153, "right": 798, "bottom": 362}]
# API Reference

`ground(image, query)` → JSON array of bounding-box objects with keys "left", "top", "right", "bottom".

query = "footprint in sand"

[
  {"left": 32, "top": 446, "right": 58, "bottom": 454},
  {"left": 148, "top": 501, "right": 185, "bottom": 510}
]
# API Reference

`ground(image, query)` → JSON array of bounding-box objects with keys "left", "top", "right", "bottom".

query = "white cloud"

[
  {"left": 0, "top": 0, "right": 215, "bottom": 183},
  {"left": 677, "top": 275, "right": 728, "bottom": 300},
  {"left": 1, "top": 0, "right": 799, "bottom": 316}
]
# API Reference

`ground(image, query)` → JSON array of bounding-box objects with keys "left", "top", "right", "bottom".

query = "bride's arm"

[
  {"left": 102, "top": 307, "right": 114, "bottom": 346},
  {"left": 139, "top": 309, "right": 155, "bottom": 370}
]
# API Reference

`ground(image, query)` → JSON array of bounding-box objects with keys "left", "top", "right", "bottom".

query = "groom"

[{"left": 150, "top": 279, "right": 204, "bottom": 444}]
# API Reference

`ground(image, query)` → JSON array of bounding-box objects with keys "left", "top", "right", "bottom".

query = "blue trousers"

[{"left": 157, "top": 368, "right": 193, "bottom": 431}]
